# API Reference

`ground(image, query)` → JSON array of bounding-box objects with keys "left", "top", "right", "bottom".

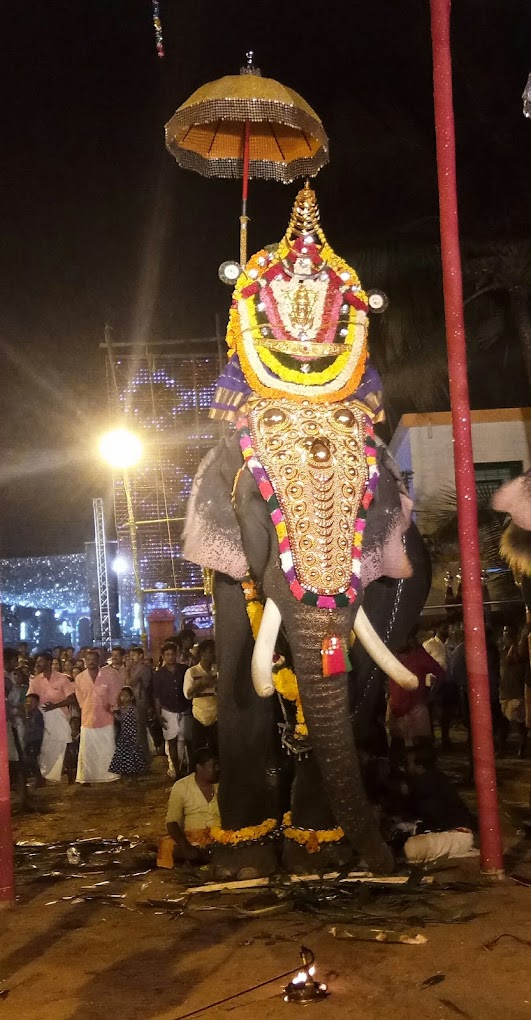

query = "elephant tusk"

[
  {"left": 353, "top": 607, "right": 419, "bottom": 690},
  {"left": 251, "top": 598, "right": 281, "bottom": 697}
]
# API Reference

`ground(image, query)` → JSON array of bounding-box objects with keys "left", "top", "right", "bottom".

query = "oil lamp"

[{"left": 283, "top": 946, "right": 328, "bottom": 1004}]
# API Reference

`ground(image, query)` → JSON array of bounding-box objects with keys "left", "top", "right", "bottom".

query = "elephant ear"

[
  {"left": 492, "top": 470, "right": 531, "bottom": 530},
  {"left": 182, "top": 433, "right": 249, "bottom": 579},
  {"left": 361, "top": 442, "right": 414, "bottom": 587}
]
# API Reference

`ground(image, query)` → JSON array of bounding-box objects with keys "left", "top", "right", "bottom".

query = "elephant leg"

[
  {"left": 273, "top": 585, "right": 394, "bottom": 874},
  {"left": 282, "top": 755, "right": 354, "bottom": 873},
  {"left": 212, "top": 572, "right": 280, "bottom": 878}
]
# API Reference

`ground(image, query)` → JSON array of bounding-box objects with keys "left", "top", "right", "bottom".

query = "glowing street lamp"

[
  {"left": 98, "top": 428, "right": 143, "bottom": 470},
  {"left": 98, "top": 427, "right": 146, "bottom": 650}
]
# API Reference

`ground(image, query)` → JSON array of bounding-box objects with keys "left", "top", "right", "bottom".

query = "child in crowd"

[
  {"left": 24, "top": 693, "right": 44, "bottom": 786},
  {"left": 110, "top": 686, "right": 147, "bottom": 779},
  {"left": 65, "top": 715, "right": 81, "bottom": 784}
]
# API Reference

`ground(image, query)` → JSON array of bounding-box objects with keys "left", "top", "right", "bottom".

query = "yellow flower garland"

[
  {"left": 185, "top": 827, "right": 214, "bottom": 848},
  {"left": 257, "top": 343, "right": 353, "bottom": 387},
  {"left": 210, "top": 817, "right": 277, "bottom": 845},
  {"left": 282, "top": 812, "right": 345, "bottom": 853},
  {"left": 242, "top": 587, "right": 308, "bottom": 738},
  {"left": 225, "top": 237, "right": 371, "bottom": 403}
]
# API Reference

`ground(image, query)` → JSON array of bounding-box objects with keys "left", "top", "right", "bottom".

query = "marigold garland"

[
  {"left": 210, "top": 817, "right": 278, "bottom": 846},
  {"left": 224, "top": 232, "right": 371, "bottom": 404},
  {"left": 241, "top": 580, "right": 308, "bottom": 738},
  {"left": 272, "top": 662, "right": 308, "bottom": 737},
  {"left": 235, "top": 318, "right": 368, "bottom": 405},
  {"left": 282, "top": 812, "right": 344, "bottom": 853},
  {"left": 257, "top": 343, "right": 353, "bottom": 387}
]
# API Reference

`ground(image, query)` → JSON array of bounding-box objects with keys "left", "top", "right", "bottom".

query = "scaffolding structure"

[
  {"left": 103, "top": 336, "right": 224, "bottom": 637},
  {"left": 92, "top": 497, "right": 112, "bottom": 646}
]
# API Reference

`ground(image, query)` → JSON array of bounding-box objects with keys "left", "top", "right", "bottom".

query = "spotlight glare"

[{"left": 99, "top": 428, "right": 143, "bottom": 469}]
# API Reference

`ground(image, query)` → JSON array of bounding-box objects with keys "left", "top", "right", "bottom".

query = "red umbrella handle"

[{"left": 240, "top": 120, "right": 251, "bottom": 265}]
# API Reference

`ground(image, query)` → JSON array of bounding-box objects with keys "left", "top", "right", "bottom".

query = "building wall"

[{"left": 390, "top": 409, "right": 531, "bottom": 528}]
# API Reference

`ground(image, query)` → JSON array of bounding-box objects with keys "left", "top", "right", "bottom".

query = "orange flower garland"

[
  {"left": 282, "top": 812, "right": 345, "bottom": 853},
  {"left": 210, "top": 817, "right": 278, "bottom": 845}
]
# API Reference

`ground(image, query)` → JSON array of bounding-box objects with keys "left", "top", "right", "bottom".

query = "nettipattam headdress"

[{"left": 210, "top": 184, "right": 383, "bottom": 422}]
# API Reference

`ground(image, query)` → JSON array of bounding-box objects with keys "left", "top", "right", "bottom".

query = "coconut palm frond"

[{"left": 420, "top": 485, "right": 521, "bottom": 602}]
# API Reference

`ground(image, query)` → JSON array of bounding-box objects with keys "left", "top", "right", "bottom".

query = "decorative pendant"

[{"left": 321, "top": 632, "right": 351, "bottom": 677}]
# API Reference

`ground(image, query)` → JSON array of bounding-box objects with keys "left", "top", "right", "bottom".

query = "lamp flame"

[{"left": 283, "top": 947, "right": 328, "bottom": 1003}]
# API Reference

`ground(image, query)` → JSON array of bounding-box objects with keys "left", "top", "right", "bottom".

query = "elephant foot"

[
  {"left": 282, "top": 837, "right": 354, "bottom": 875},
  {"left": 211, "top": 842, "right": 279, "bottom": 881},
  {"left": 360, "top": 841, "right": 395, "bottom": 876}
]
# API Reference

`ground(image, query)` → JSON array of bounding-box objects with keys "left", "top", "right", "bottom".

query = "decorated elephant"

[
  {"left": 493, "top": 469, "right": 531, "bottom": 605},
  {"left": 183, "top": 185, "right": 431, "bottom": 877}
]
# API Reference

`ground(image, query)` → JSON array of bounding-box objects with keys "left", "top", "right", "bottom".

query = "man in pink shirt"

[
  {"left": 75, "top": 649, "right": 121, "bottom": 784},
  {"left": 98, "top": 647, "right": 127, "bottom": 706},
  {"left": 28, "top": 652, "right": 76, "bottom": 782}
]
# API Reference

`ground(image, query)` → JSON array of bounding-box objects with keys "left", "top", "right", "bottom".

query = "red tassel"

[{"left": 321, "top": 633, "right": 351, "bottom": 677}]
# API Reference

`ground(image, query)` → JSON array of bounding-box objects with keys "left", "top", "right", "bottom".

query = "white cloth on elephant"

[
  {"left": 404, "top": 829, "right": 475, "bottom": 864},
  {"left": 76, "top": 724, "right": 119, "bottom": 784},
  {"left": 39, "top": 706, "right": 72, "bottom": 782}
]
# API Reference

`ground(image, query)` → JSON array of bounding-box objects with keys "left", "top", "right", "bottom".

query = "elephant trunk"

[{"left": 286, "top": 604, "right": 394, "bottom": 874}]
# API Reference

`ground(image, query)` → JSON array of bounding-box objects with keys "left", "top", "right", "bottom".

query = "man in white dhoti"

[
  {"left": 28, "top": 652, "right": 76, "bottom": 783},
  {"left": 75, "top": 650, "right": 121, "bottom": 784}
]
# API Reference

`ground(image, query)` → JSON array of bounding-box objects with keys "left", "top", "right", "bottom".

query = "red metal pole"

[
  {"left": 429, "top": 0, "right": 504, "bottom": 875},
  {"left": 0, "top": 633, "right": 16, "bottom": 905}
]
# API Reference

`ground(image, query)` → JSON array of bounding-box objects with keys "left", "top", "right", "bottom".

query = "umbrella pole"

[{"left": 240, "top": 120, "right": 251, "bottom": 266}]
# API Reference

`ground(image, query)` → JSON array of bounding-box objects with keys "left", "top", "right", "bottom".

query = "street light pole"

[
  {"left": 99, "top": 428, "right": 147, "bottom": 652},
  {"left": 429, "top": 0, "right": 503, "bottom": 875},
  {"left": 123, "top": 468, "right": 147, "bottom": 651}
]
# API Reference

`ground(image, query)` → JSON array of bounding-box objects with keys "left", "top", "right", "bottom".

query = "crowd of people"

[
  {"left": 4, "top": 629, "right": 219, "bottom": 806},
  {"left": 5, "top": 614, "right": 530, "bottom": 870},
  {"left": 388, "top": 617, "right": 531, "bottom": 767}
]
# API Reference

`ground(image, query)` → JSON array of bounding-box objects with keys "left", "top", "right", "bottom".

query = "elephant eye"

[
  {"left": 334, "top": 407, "right": 356, "bottom": 427},
  {"left": 262, "top": 407, "right": 286, "bottom": 427}
]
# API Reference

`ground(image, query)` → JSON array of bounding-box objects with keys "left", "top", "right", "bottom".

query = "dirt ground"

[{"left": 2, "top": 742, "right": 531, "bottom": 1020}]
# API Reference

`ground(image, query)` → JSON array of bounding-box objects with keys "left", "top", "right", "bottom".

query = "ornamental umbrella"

[{"left": 165, "top": 53, "right": 329, "bottom": 265}]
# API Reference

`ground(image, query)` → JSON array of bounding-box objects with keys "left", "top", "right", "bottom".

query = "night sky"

[{"left": 2, "top": 0, "right": 531, "bottom": 556}]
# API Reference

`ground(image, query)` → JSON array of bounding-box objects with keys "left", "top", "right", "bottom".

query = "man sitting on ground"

[{"left": 158, "top": 748, "right": 220, "bottom": 867}]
